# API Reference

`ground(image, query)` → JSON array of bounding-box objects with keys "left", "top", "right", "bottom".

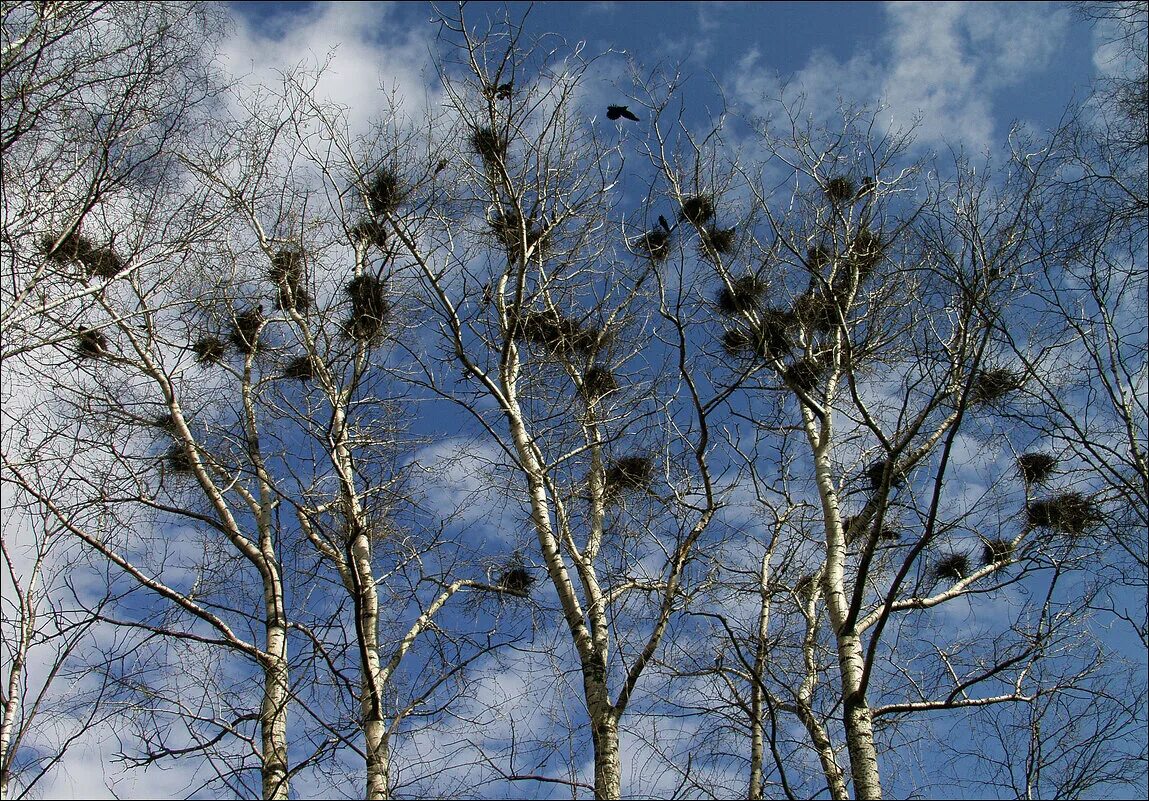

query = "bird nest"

[
  {"left": 344, "top": 275, "right": 390, "bottom": 341},
  {"left": 471, "top": 126, "right": 508, "bottom": 163},
  {"left": 192, "top": 336, "right": 226, "bottom": 365},
  {"left": 843, "top": 515, "right": 900, "bottom": 544},
  {"left": 76, "top": 328, "right": 109, "bottom": 359},
  {"left": 679, "top": 194, "right": 716, "bottom": 226},
  {"left": 934, "top": 552, "right": 969, "bottom": 581},
  {"left": 715, "top": 274, "right": 768, "bottom": 316},
  {"left": 166, "top": 446, "right": 196, "bottom": 475},
  {"left": 42, "top": 232, "right": 124, "bottom": 279},
  {"left": 792, "top": 290, "right": 841, "bottom": 333},
  {"left": 824, "top": 176, "right": 857, "bottom": 205},
  {"left": 498, "top": 566, "right": 535, "bottom": 597},
  {"left": 633, "top": 228, "right": 671, "bottom": 262},
  {"left": 514, "top": 309, "right": 604, "bottom": 355},
  {"left": 230, "top": 306, "right": 264, "bottom": 355},
  {"left": 969, "top": 367, "right": 1023, "bottom": 404},
  {"left": 846, "top": 229, "right": 884, "bottom": 279},
  {"left": 605, "top": 455, "right": 654, "bottom": 496},
  {"left": 364, "top": 168, "right": 406, "bottom": 216},
  {"left": 351, "top": 219, "right": 389, "bottom": 249},
  {"left": 981, "top": 538, "right": 1014, "bottom": 565},
  {"left": 1027, "top": 492, "right": 1101, "bottom": 537},
  {"left": 721, "top": 315, "right": 791, "bottom": 361},
  {"left": 805, "top": 245, "right": 834, "bottom": 274},
  {"left": 866, "top": 459, "right": 905, "bottom": 492},
  {"left": 581, "top": 365, "right": 617, "bottom": 399},
  {"left": 782, "top": 358, "right": 822, "bottom": 393},
  {"left": 282, "top": 356, "right": 315, "bottom": 382},
  {"left": 152, "top": 413, "right": 178, "bottom": 434},
  {"left": 1017, "top": 452, "right": 1057, "bottom": 485},
  {"left": 269, "top": 248, "right": 303, "bottom": 287},
  {"left": 700, "top": 226, "right": 737, "bottom": 258}
]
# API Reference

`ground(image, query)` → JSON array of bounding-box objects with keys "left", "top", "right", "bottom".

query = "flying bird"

[{"left": 607, "top": 105, "right": 640, "bottom": 122}]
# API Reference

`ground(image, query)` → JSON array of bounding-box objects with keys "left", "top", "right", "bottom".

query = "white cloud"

[
  {"left": 730, "top": 2, "right": 1071, "bottom": 154},
  {"left": 880, "top": 2, "right": 1068, "bottom": 152},
  {"left": 218, "top": 2, "right": 439, "bottom": 134}
]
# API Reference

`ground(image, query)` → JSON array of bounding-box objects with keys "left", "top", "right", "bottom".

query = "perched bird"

[
  {"left": 495, "top": 82, "right": 514, "bottom": 99},
  {"left": 658, "top": 215, "right": 672, "bottom": 233},
  {"left": 433, "top": 158, "right": 448, "bottom": 176},
  {"left": 607, "top": 105, "right": 640, "bottom": 122},
  {"left": 857, "top": 176, "right": 875, "bottom": 199}
]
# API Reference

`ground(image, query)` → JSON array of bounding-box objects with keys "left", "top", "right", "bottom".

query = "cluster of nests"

[
  {"left": 508, "top": 308, "right": 620, "bottom": 401},
  {"left": 632, "top": 194, "right": 736, "bottom": 265},
  {"left": 351, "top": 167, "right": 406, "bottom": 251},
  {"left": 42, "top": 231, "right": 124, "bottom": 280},
  {"left": 186, "top": 268, "right": 390, "bottom": 373},
  {"left": 711, "top": 233, "right": 886, "bottom": 387}
]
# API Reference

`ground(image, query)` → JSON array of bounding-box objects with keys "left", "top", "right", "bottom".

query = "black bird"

[
  {"left": 433, "top": 158, "right": 448, "bottom": 176},
  {"left": 495, "top": 82, "right": 514, "bottom": 99},
  {"left": 607, "top": 105, "right": 640, "bottom": 122},
  {"left": 658, "top": 215, "right": 672, "bottom": 233},
  {"left": 857, "top": 176, "right": 875, "bottom": 199}
]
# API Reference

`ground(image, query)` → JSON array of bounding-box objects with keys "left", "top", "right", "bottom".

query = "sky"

[
  {"left": 14, "top": 1, "right": 1138, "bottom": 799},
  {"left": 223, "top": 1, "right": 1096, "bottom": 156}
]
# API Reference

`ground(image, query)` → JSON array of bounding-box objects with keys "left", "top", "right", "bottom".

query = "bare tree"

[
  {"left": 1, "top": 0, "right": 225, "bottom": 362},
  {"left": 629, "top": 87, "right": 1147, "bottom": 799}
]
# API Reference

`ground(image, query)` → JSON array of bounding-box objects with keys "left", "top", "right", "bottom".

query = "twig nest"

[
  {"left": 192, "top": 337, "right": 226, "bottom": 365},
  {"left": 282, "top": 356, "right": 315, "bottom": 382},
  {"left": 824, "top": 176, "right": 856, "bottom": 205},
  {"left": 489, "top": 209, "right": 548, "bottom": 262},
  {"left": 499, "top": 566, "right": 535, "bottom": 596},
  {"left": 364, "top": 168, "right": 406, "bottom": 216},
  {"left": 1017, "top": 453, "right": 1057, "bottom": 485},
  {"left": 805, "top": 245, "right": 834, "bottom": 273},
  {"left": 1027, "top": 492, "right": 1101, "bottom": 537},
  {"left": 582, "top": 365, "right": 617, "bottom": 399},
  {"left": 679, "top": 194, "right": 716, "bottom": 226},
  {"left": 782, "top": 358, "right": 821, "bottom": 392},
  {"left": 230, "top": 306, "right": 264, "bottom": 355},
  {"left": 43, "top": 231, "right": 124, "bottom": 278},
  {"left": 716, "top": 274, "right": 767, "bottom": 316},
  {"left": 605, "top": 455, "right": 654, "bottom": 496},
  {"left": 633, "top": 228, "right": 671, "bottom": 262},
  {"left": 866, "top": 459, "right": 905, "bottom": 492},
  {"left": 471, "top": 126, "right": 508, "bottom": 163},
  {"left": 343, "top": 275, "right": 390, "bottom": 341},
  {"left": 981, "top": 538, "right": 1014, "bottom": 565},
  {"left": 700, "top": 226, "right": 736, "bottom": 258},
  {"left": 969, "top": 368, "right": 1023, "bottom": 404},
  {"left": 792, "top": 290, "right": 841, "bottom": 333},
  {"left": 846, "top": 228, "right": 884, "bottom": 279},
  {"left": 166, "top": 446, "right": 195, "bottom": 474},
  {"left": 76, "top": 328, "right": 109, "bottom": 359},
  {"left": 351, "top": 219, "right": 389, "bottom": 249},
  {"left": 935, "top": 552, "right": 969, "bottom": 581}
]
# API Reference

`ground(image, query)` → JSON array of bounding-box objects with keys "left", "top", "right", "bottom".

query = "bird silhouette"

[
  {"left": 433, "top": 158, "right": 448, "bottom": 176},
  {"left": 857, "top": 176, "right": 875, "bottom": 199},
  {"left": 495, "top": 82, "right": 513, "bottom": 99},
  {"left": 607, "top": 105, "right": 640, "bottom": 122},
  {"left": 658, "top": 215, "right": 672, "bottom": 233}
]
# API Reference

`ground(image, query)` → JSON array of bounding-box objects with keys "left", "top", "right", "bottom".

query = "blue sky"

[
  {"left": 225, "top": 1, "right": 1099, "bottom": 156},
  {"left": 23, "top": 2, "right": 1140, "bottom": 799}
]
